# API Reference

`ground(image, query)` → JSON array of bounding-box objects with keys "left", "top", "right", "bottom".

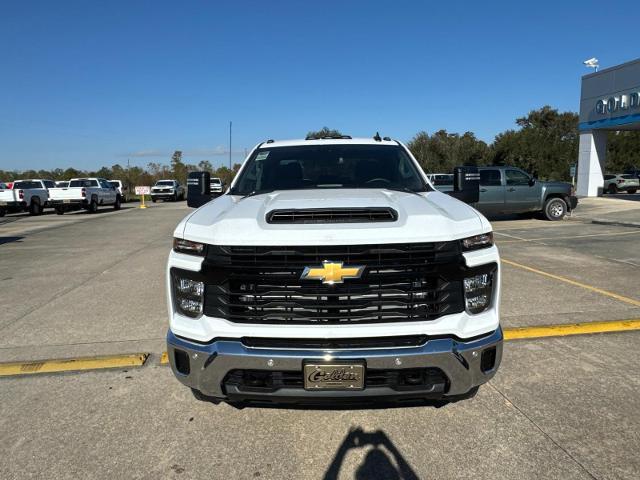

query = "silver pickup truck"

[{"left": 433, "top": 166, "right": 578, "bottom": 220}]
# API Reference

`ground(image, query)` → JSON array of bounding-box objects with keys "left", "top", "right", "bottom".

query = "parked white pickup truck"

[
  {"left": 48, "top": 177, "right": 121, "bottom": 214},
  {"left": 166, "top": 137, "right": 502, "bottom": 407},
  {"left": 210, "top": 177, "right": 224, "bottom": 195},
  {"left": 0, "top": 179, "right": 51, "bottom": 216},
  {"left": 151, "top": 179, "right": 185, "bottom": 202}
]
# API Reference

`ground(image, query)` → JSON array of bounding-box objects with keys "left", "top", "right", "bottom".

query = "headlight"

[
  {"left": 464, "top": 269, "right": 495, "bottom": 314},
  {"left": 173, "top": 238, "right": 205, "bottom": 256},
  {"left": 461, "top": 232, "right": 493, "bottom": 251},
  {"left": 172, "top": 272, "right": 204, "bottom": 318}
]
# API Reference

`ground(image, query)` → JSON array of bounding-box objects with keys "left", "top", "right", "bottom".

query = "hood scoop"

[{"left": 266, "top": 207, "right": 398, "bottom": 224}]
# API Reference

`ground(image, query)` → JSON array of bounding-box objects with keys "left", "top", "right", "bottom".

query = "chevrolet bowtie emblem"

[{"left": 301, "top": 261, "right": 365, "bottom": 285}]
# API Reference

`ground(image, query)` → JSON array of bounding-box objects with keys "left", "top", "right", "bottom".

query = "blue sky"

[{"left": 0, "top": 0, "right": 638, "bottom": 171}]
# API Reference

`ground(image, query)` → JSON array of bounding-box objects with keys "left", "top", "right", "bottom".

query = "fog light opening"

[
  {"left": 174, "top": 349, "right": 191, "bottom": 375},
  {"left": 481, "top": 347, "right": 497, "bottom": 373}
]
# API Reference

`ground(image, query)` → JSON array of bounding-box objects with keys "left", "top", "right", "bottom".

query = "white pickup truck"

[
  {"left": 0, "top": 179, "right": 52, "bottom": 216},
  {"left": 210, "top": 177, "right": 224, "bottom": 195},
  {"left": 48, "top": 177, "right": 121, "bottom": 214},
  {"left": 166, "top": 137, "right": 502, "bottom": 407}
]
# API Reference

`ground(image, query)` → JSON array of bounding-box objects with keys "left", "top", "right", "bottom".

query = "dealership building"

[{"left": 578, "top": 58, "right": 640, "bottom": 196}]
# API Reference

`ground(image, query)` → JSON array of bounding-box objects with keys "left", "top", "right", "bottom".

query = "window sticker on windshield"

[{"left": 256, "top": 151, "right": 269, "bottom": 161}]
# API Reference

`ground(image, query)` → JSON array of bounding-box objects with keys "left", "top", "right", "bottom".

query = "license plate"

[
  {"left": 303, "top": 362, "right": 365, "bottom": 390},
  {"left": 63, "top": 199, "right": 71, "bottom": 204}
]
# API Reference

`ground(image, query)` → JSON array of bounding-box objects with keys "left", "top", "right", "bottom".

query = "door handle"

[
  {"left": 480, "top": 188, "right": 487, "bottom": 192},
  {"left": 507, "top": 188, "right": 516, "bottom": 192}
]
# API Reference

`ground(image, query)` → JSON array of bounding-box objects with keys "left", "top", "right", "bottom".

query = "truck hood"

[{"left": 176, "top": 189, "right": 490, "bottom": 246}]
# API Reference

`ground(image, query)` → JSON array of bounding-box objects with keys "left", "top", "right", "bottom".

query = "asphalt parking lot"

[{"left": 1, "top": 199, "right": 639, "bottom": 479}]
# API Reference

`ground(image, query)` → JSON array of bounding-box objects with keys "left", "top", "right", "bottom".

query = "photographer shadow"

[{"left": 324, "top": 428, "right": 419, "bottom": 480}]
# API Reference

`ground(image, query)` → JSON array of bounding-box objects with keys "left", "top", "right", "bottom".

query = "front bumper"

[
  {"left": 167, "top": 327, "right": 502, "bottom": 404},
  {"left": 151, "top": 191, "right": 175, "bottom": 199}
]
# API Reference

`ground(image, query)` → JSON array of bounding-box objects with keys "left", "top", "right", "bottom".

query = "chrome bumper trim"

[{"left": 166, "top": 327, "right": 503, "bottom": 399}]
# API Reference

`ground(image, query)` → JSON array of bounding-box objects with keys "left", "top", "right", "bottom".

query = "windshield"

[
  {"left": 211, "top": 179, "right": 221, "bottom": 184},
  {"left": 230, "top": 144, "right": 429, "bottom": 195},
  {"left": 109, "top": 181, "right": 120, "bottom": 188},
  {"left": 156, "top": 181, "right": 174, "bottom": 186}
]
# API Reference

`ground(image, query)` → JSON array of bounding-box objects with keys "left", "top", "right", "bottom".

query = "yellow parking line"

[
  {"left": 0, "top": 353, "right": 148, "bottom": 377},
  {"left": 504, "top": 319, "right": 640, "bottom": 340},
  {"left": 502, "top": 258, "right": 640, "bottom": 307},
  {"left": 160, "top": 351, "right": 169, "bottom": 365},
  {"left": 497, "top": 230, "right": 640, "bottom": 243}
]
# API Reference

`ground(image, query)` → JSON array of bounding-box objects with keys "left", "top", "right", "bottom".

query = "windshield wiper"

[
  {"left": 383, "top": 186, "right": 425, "bottom": 196},
  {"left": 233, "top": 189, "right": 274, "bottom": 199}
]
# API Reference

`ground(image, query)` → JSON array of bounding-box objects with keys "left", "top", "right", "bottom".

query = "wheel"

[
  {"left": 180, "top": 192, "right": 185, "bottom": 201},
  {"left": 55, "top": 207, "right": 65, "bottom": 215},
  {"left": 628, "top": 189, "right": 637, "bottom": 194},
  {"left": 29, "top": 199, "right": 42, "bottom": 216},
  {"left": 543, "top": 197, "right": 567, "bottom": 221},
  {"left": 0, "top": 208, "right": 5, "bottom": 217},
  {"left": 114, "top": 196, "right": 121, "bottom": 210},
  {"left": 173, "top": 193, "right": 178, "bottom": 202},
  {"left": 88, "top": 198, "right": 98, "bottom": 213},
  {"left": 607, "top": 184, "right": 618, "bottom": 194},
  {"left": 151, "top": 197, "right": 157, "bottom": 203}
]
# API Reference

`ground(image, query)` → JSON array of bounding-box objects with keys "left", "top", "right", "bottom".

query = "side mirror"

[
  {"left": 187, "top": 171, "right": 212, "bottom": 208},
  {"left": 528, "top": 177, "right": 536, "bottom": 187},
  {"left": 447, "top": 166, "right": 480, "bottom": 204}
]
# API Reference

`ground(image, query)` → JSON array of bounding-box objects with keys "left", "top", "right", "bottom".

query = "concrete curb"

[{"left": 0, "top": 353, "right": 149, "bottom": 377}]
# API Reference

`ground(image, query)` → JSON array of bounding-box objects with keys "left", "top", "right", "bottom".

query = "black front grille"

[
  {"left": 242, "top": 335, "right": 428, "bottom": 349},
  {"left": 201, "top": 242, "right": 468, "bottom": 325},
  {"left": 223, "top": 367, "right": 448, "bottom": 393},
  {"left": 266, "top": 207, "right": 398, "bottom": 224}
]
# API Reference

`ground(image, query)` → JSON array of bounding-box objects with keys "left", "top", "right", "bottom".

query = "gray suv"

[{"left": 474, "top": 166, "right": 577, "bottom": 220}]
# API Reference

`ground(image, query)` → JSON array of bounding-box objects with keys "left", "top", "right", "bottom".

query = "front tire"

[
  {"left": 88, "top": 198, "right": 98, "bottom": 214},
  {"left": 55, "top": 207, "right": 65, "bottom": 215},
  {"left": 543, "top": 197, "right": 567, "bottom": 221},
  {"left": 608, "top": 184, "right": 618, "bottom": 194},
  {"left": 151, "top": 197, "right": 157, "bottom": 203},
  {"left": 114, "top": 196, "right": 121, "bottom": 210},
  {"left": 628, "top": 189, "right": 637, "bottom": 194}
]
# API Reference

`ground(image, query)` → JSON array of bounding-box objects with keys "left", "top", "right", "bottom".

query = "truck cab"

[
  {"left": 475, "top": 166, "right": 577, "bottom": 220},
  {"left": 166, "top": 137, "right": 502, "bottom": 406}
]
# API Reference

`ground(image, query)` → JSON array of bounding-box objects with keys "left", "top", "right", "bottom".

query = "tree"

[
  {"left": 306, "top": 127, "right": 344, "bottom": 139},
  {"left": 407, "top": 130, "right": 490, "bottom": 174},
  {"left": 489, "top": 106, "right": 578, "bottom": 180},
  {"left": 170, "top": 150, "right": 188, "bottom": 184},
  {"left": 198, "top": 160, "right": 213, "bottom": 172},
  {"left": 607, "top": 131, "right": 640, "bottom": 173}
]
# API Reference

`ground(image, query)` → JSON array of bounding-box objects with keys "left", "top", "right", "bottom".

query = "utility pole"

[{"left": 229, "top": 121, "right": 232, "bottom": 169}]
